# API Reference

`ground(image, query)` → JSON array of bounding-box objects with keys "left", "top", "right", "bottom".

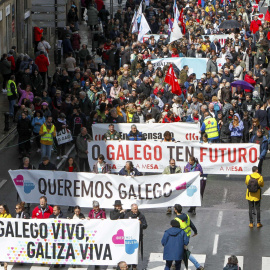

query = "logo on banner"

[
  {"left": 13, "top": 175, "right": 35, "bottom": 194},
  {"left": 112, "top": 229, "right": 139, "bottom": 255},
  {"left": 176, "top": 182, "right": 197, "bottom": 197}
]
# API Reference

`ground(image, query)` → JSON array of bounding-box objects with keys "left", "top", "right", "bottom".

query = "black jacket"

[
  {"left": 110, "top": 209, "right": 125, "bottom": 220},
  {"left": 79, "top": 97, "right": 92, "bottom": 116},
  {"left": 17, "top": 118, "right": 32, "bottom": 140},
  {"left": 15, "top": 211, "right": 30, "bottom": 219},
  {"left": 132, "top": 112, "right": 146, "bottom": 123},
  {"left": 143, "top": 107, "right": 160, "bottom": 122},
  {"left": 124, "top": 210, "right": 148, "bottom": 234},
  {"left": 38, "top": 162, "right": 57, "bottom": 171},
  {"left": 49, "top": 211, "right": 66, "bottom": 219},
  {"left": 138, "top": 82, "right": 153, "bottom": 97}
]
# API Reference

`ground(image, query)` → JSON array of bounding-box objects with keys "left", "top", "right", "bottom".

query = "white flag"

[
  {"left": 131, "top": 11, "right": 138, "bottom": 33},
  {"left": 169, "top": 18, "right": 183, "bottom": 44},
  {"left": 138, "top": 14, "right": 151, "bottom": 42}
]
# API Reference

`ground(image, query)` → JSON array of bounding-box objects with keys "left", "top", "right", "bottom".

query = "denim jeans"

[
  {"left": 41, "top": 144, "right": 53, "bottom": 160},
  {"left": 9, "top": 99, "right": 16, "bottom": 116},
  {"left": 189, "top": 253, "right": 201, "bottom": 269}
]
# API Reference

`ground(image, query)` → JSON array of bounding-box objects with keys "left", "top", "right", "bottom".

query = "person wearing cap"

[
  {"left": 55, "top": 113, "right": 68, "bottom": 160},
  {"left": 161, "top": 219, "right": 189, "bottom": 270},
  {"left": 41, "top": 101, "right": 51, "bottom": 118},
  {"left": 110, "top": 200, "right": 126, "bottom": 220},
  {"left": 39, "top": 116, "right": 56, "bottom": 160},
  {"left": 88, "top": 201, "right": 106, "bottom": 219},
  {"left": 38, "top": 156, "right": 57, "bottom": 170}
]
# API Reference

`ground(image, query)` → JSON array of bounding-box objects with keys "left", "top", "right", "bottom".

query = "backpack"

[{"left": 247, "top": 176, "right": 259, "bottom": 193}]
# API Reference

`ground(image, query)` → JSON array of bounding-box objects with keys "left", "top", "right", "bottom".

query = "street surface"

[
  {"left": 1, "top": 131, "right": 270, "bottom": 270},
  {"left": 1, "top": 1, "right": 270, "bottom": 270}
]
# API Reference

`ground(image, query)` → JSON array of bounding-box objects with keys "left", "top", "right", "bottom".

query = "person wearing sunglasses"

[{"left": 15, "top": 201, "right": 30, "bottom": 219}]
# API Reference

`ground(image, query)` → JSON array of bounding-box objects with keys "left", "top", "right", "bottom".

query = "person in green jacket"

[{"left": 163, "top": 158, "right": 182, "bottom": 214}]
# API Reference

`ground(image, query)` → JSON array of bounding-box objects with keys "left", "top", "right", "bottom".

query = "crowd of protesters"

[{"left": 0, "top": 0, "right": 269, "bottom": 268}]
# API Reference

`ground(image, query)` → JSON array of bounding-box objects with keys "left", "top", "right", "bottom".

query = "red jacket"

[
  {"left": 88, "top": 209, "right": 106, "bottom": 219},
  {"left": 250, "top": 19, "right": 261, "bottom": 34},
  {"left": 35, "top": 54, "right": 49, "bottom": 72},
  {"left": 244, "top": 74, "right": 256, "bottom": 93},
  {"left": 71, "top": 33, "right": 81, "bottom": 50},
  {"left": 7, "top": 56, "right": 15, "bottom": 71},
  {"left": 32, "top": 205, "right": 53, "bottom": 219},
  {"left": 34, "top": 27, "right": 44, "bottom": 42}
]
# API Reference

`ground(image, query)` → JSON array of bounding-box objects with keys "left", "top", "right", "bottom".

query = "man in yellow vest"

[
  {"left": 39, "top": 116, "right": 56, "bottom": 160},
  {"left": 174, "top": 204, "right": 204, "bottom": 270},
  {"left": 200, "top": 112, "right": 220, "bottom": 143},
  {"left": 6, "top": 75, "right": 17, "bottom": 117}
]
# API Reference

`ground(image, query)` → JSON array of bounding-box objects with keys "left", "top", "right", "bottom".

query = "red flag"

[
  {"left": 267, "top": 31, "right": 270, "bottom": 40},
  {"left": 179, "top": 8, "right": 186, "bottom": 34},
  {"left": 266, "top": 10, "right": 270, "bottom": 22},
  {"left": 164, "top": 64, "right": 182, "bottom": 95}
]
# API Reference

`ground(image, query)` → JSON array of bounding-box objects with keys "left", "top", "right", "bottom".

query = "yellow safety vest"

[
  {"left": 41, "top": 124, "right": 55, "bottom": 142},
  {"left": 175, "top": 215, "right": 191, "bottom": 237},
  {"left": 203, "top": 117, "right": 219, "bottom": 139},
  {"left": 6, "top": 80, "right": 17, "bottom": 97}
]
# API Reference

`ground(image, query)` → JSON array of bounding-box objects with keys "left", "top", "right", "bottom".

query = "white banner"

[
  {"left": 92, "top": 123, "right": 200, "bottom": 141},
  {"left": 202, "top": 34, "right": 234, "bottom": 46},
  {"left": 87, "top": 141, "right": 259, "bottom": 174},
  {"left": 0, "top": 218, "right": 139, "bottom": 265},
  {"left": 56, "top": 128, "right": 73, "bottom": 145},
  {"left": 9, "top": 170, "right": 201, "bottom": 208},
  {"left": 147, "top": 57, "right": 208, "bottom": 78}
]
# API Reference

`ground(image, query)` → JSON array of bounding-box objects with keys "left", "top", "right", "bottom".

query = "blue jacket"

[
  {"left": 119, "top": 167, "right": 142, "bottom": 176},
  {"left": 229, "top": 113, "right": 244, "bottom": 137},
  {"left": 250, "top": 135, "right": 268, "bottom": 159},
  {"left": 32, "top": 116, "right": 46, "bottom": 133},
  {"left": 161, "top": 227, "right": 189, "bottom": 261}
]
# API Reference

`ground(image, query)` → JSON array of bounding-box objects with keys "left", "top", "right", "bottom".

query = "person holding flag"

[{"left": 164, "top": 64, "right": 182, "bottom": 96}]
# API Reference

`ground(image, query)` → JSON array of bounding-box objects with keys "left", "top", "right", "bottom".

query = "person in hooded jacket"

[
  {"left": 229, "top": 113, "right": 244, "bottom": 143},
  {"left": 223, "top": 255, "right": 242, "bottom": 270},
  {"left": 161, "top": 220, "right": 189, "bottom": 270},
  {"left": 174, "top": 204, "right": 204, "bottom": 270}
]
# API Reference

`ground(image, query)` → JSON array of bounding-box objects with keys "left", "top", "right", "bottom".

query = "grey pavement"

[{"left": 1, "top": 1, "right": 270, "bottom": 270}]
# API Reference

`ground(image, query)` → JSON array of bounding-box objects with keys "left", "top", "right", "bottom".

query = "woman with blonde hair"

[{"left": 229, "top": 113, "right": 244, "bottom": 143}]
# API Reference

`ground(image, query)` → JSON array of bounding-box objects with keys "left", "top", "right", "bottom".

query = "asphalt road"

[{"left": 0, "top": 131, "right": 270, "bottom": 270}]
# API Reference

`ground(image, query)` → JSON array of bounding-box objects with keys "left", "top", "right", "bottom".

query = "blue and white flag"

[
  {"left": 173, "top": 0, "right": 180, "bottom": 21},
  {"left": 138, "top": 14, "right": 151, "bottom": 42}
]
